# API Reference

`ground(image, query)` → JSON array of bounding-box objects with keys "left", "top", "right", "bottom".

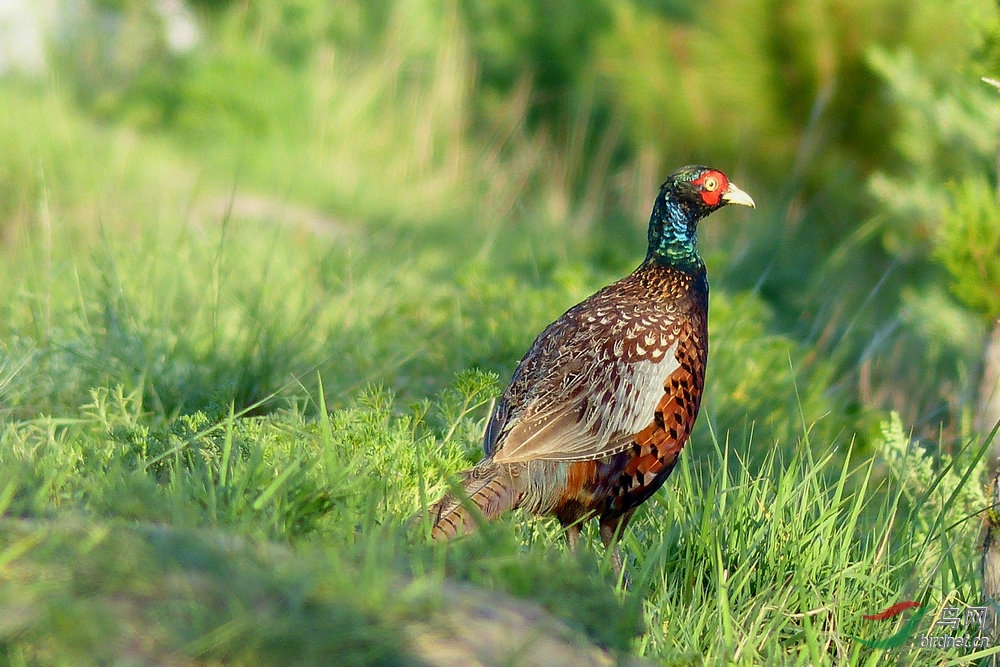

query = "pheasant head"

[{"left": 646, "top": 166, "right": 754, "bottom": 271}]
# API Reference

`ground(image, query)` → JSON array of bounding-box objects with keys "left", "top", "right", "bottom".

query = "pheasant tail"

[{"left": 428, "top": 463, "right": 521, "bottom": 539}]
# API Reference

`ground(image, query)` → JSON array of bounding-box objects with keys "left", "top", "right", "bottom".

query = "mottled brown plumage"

[{"left": 426, "top": 166, "right": 754, "bottom": 568}]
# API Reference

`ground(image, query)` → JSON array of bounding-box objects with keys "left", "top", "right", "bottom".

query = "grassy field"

[{"left": 1, "top": 3, "right": 998, "bottom": 664}]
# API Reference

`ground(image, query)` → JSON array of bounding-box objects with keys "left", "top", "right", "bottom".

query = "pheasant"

[{"left": 427, "top": 166, "right": 754, "bottom": 569}]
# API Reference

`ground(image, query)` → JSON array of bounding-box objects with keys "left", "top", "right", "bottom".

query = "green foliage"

[
  {"left": 862, "top": 5, "right": 1000, "bottom": 430},
  {"left": 457, "top": 0, "right": 617, "bottom": 125},
  {"left": 876, "top": 411, "right": 991, "bottom": 583},
  {"left": 868, "top": 46, "right": 999, "bottom": 260},
  {"left": 596, "top": 0, "right": 968, "bottom": 183},
  {"left": 702, "top": 290, "right": 845, "bottom": 454},
  {"left": 934, "top": 178, "right": 1000, "bottom": 318}
]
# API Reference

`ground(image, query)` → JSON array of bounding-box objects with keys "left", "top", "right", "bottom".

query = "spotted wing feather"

[
  {"left": 489, "top": 266, "right": 705, "bottom": 465},
  {"left": 609, "top": 324, "right": 705, "bottom": 508}
]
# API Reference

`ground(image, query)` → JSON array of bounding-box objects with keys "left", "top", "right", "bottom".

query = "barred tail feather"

[{"left": 428, "top": 464, "right": 521, "bottom": 539}]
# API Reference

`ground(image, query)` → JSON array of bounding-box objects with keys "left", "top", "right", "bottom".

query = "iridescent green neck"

[{"left": 644, "top": 195, "right": 704, "bottom": 274}]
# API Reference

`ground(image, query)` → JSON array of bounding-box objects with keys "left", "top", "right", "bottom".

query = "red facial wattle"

[{"left": 692, "top": 170, "right": 729, "bottom": 207}]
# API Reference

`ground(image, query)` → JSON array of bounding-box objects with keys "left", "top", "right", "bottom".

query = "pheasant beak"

[{"left": 721, "top": 182, "right": 755, "bottom": 208}]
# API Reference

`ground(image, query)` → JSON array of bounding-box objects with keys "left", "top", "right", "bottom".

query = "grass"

[
  {"left": 0, "top": 9, "right": 995, "bottom": 663},
  {"left": 0, "top": 377, "right": 994, "bottom": 663}
]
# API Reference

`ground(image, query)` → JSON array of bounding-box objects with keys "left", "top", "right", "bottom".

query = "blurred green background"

[{"left": 3, "top": 0, "right": 998, "bottom": 443}]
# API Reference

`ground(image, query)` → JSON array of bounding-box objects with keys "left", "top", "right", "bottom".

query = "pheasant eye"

[{"left": 703, "top": 176, "right": 719, "bottom": 192}]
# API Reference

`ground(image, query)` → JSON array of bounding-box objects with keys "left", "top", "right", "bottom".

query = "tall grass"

[{"left": 0, "top": 374, "right": 993, "bottom": 663}]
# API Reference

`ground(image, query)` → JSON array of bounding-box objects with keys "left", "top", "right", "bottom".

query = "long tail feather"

[{"left": 428, "top": 464, "right": 521, "bottom": 539}]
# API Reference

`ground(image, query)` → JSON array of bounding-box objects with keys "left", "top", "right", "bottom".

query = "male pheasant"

[{"left": 427, "top": 166, "right": 754, "bottom": 568}]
